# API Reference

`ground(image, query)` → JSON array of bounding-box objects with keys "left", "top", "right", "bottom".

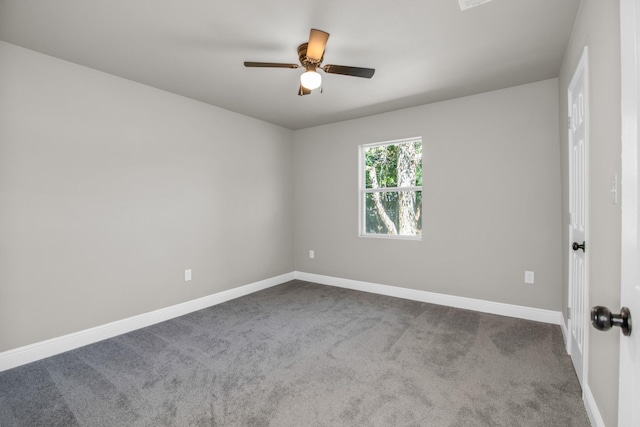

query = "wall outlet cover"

[{"left": 524, "top": 271, "right": 535, "bottom": 284}]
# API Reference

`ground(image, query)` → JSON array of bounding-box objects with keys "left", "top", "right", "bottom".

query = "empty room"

[{"left": 1, "top": 0, "right": 638, "bottom": 426}]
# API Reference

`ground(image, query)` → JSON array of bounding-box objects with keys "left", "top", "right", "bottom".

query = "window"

[{"left": 360, "top": 137, "right": 422, "bottom": 239}]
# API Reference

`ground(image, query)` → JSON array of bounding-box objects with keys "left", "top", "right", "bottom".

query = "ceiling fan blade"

[
  {"left": 244, "top": 62, "right": 300, "bottom": 68},
  {"left": 298, "top": 85, "right": 311, "bottom": 96},
  {"left": 306, "top": 29, "right": 329, "bottom": 61},
  {"left": 323, "top": 65, "right": 375, "bottom": 78}
]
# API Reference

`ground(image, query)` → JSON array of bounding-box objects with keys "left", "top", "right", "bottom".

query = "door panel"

[
  {"left": 619, "top": 1, "right": 640, "bottom": 424},
  {"left": 568, "top": 47, "right": 589, "bottom": 388}
]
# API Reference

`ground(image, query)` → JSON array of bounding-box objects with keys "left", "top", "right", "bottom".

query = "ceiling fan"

[{"left": 244, "top": 29, "right": 375, "bottom": 96}]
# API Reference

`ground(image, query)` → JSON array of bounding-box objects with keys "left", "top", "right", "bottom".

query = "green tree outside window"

[{"left": 362, "top": 139, "right": 422, "bottom": 237}]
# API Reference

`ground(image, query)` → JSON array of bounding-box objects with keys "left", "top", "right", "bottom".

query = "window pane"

[
  {"left": 364, "top": 140, "right": 422, "bottom": 190},
  {"left": 364, "top": 191, "right": 422, "bottom": 236}
]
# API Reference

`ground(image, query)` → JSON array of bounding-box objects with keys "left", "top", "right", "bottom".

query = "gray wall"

[
  {"left": 3, "top": 13, "right": 621, "bottom": 421},
  {"left": 0, "top": 41, "right": 294, "bottom": 353},
  {"left": 558, "top": 1, "right": 621, "bottom": 425},
  {"left": 293, "top": 79, "right": 563, "bottom": 310}
]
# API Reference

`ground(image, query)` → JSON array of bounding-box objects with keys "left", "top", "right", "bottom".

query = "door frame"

[
  {"left": 619, "top": 0, "right": 640, "bottom": 424},
  {"left": 567, "top": 46, "right": 590, "bottom": 391}
]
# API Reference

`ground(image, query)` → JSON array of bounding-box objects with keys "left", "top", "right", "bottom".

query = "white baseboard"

[
  {"left": 2, "top": 270, "right": 601, "bottom": 424},
  {"left": 0, "top": 271, "right": 567, "bottom": 372},
  {"left": 0, "top": 272, "right": 295, "bottom": 372},
  {"left": 294, "top": 271, "right": 564, "bottom": 325},
  {"left": 560, "top": 315, "right": 570, "bottom": 353},
  {"left": 584, "top": 384, "right": 605, "bottom": 427}
]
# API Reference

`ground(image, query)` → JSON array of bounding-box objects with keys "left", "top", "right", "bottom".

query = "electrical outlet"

[
  {"left": 184, "top": 269, "right": 192, "bottom": 282},
  {"left": 309, "top": 250, "right": 315, "bottom": 259},
  {"left": 524, "top": 271, "right": 534, "bottom": 284}
]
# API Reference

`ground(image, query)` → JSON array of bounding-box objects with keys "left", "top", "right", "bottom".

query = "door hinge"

[
  {"left": 567, "top": 307, "right": 571, "bottom": 320},
  {"left": 568, "top": 116, "right": 571, "bottom": 130}
]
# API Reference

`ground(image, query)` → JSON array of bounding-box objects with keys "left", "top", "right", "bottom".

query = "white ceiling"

[{"left": 0, "top": 0, "right": 580, "bottom": 130}]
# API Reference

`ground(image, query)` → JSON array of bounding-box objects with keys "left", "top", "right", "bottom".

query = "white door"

[
  {"left": 619, "top": 1, "right": 640, "bottom": 425},
  {"left": 568, "top": 47, "right": 589, "bottom": 388}
]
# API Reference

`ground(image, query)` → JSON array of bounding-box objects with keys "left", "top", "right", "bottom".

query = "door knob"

[
  {"left": 591, "top": 306, "right": 632, "bottom": 336},
  {"left": 572, "top": 241, "right": 586, "bottom": 252}
]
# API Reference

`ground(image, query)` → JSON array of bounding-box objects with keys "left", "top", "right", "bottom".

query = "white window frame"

[{"left": 359, "top": 137, "right": 423, "bottom": 240}]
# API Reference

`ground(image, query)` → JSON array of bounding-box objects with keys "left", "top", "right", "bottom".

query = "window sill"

[{"left": 359, "top": 233, "right": 422, "bottom": 241}]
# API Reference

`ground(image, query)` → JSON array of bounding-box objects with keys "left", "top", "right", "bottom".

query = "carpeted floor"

[{"left": 0, "top": 280, "right": 590, "bottom": 426}]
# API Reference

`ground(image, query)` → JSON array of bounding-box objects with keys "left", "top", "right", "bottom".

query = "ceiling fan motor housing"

[{"left": 298, "top": 43, "right": 322, "bottom": 70}]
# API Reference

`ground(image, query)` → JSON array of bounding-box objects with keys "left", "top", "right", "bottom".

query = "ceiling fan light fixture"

[{"left": 300, "top": 70, "right": 322, "bottom": 90}]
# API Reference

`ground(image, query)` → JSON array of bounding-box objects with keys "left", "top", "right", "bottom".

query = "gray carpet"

[{"left": 0, "top": 280, "right": 590, "bottom": 426}]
